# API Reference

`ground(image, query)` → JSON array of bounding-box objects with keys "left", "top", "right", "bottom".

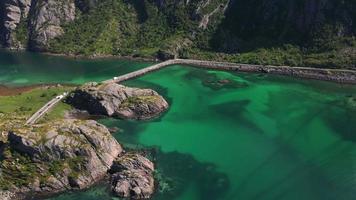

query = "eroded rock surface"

[
  {"left": 0, "top": 119, "right": 122, "bottom": 198},
  {"left": 67, "top": 82, "right": 169, "bottom": 120},
  {"left": 110, "top": 153, "right": 155, "bottom": 199},
  {"left": 28, "top": 0, "right": 76, "bottom": 51},
  {"left": 0, "top": 0, "right": 31, "bottom": 48}
]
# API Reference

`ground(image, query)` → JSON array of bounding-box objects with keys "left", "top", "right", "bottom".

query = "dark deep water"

[{"left": 1, "top": 51, "right": 356, "bottom": 200}]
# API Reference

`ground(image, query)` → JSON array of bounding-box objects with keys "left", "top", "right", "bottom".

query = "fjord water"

[
  {"left": 1, "top": 51, "right": 356, "bottom": 200},
  {"left": 0, "top": 50, "right": 151, "bottom": 86}
]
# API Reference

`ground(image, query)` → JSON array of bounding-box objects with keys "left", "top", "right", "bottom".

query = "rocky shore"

[
  {"left": 0, "top": 119, "right": 122, "bottom": 199},
  {"left": 0, "top": 82, "right": 169, "bottom": 199},
  {"left": 110, "top": 153, "right": 155, "bottom": 199},
  {"left": 174, "top": 59, "right": 356, "bottom": 84}
]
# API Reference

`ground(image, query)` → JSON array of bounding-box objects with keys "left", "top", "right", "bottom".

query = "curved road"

[
  {"left": 25, "top": 93, "right": 68, "bottom": 125},
  {"left": 27, "top": 58, "right": 356, "bottom": 125}
]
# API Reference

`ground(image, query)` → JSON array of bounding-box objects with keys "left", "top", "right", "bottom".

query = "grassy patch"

[
  {"left": 120, "top": 95, "right": 160, "bottom": 108},
  {"left": 0, "top": 86, "right": 74, "bottom": 124},
  {"left": 39, "top": 101, "right": 72, "bottom": 123}
]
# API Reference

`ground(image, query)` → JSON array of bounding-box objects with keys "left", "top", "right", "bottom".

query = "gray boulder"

[{"left": 110, "top": 153, "right": 155, "bottom": 199}]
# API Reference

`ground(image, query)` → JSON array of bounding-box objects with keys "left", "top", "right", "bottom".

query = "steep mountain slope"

[
  {"left": 0, "top": 0, "right": 355, "bottom": 68},
  {"left": 214, "top": 0, "right": 355, "bottom": 48}
]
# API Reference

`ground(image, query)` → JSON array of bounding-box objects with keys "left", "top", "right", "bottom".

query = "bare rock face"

[
  {"left": 28, "top": 0, "right": 76, "bottom": 51},
  {"left": 110, "top": 153, "right": 155, "bottom": 199},
  {"left": 0, "top": 0, "right": 31, "bottom": 48},
  {"left": 1, "top": 119, "right": 122, "bottom": 198},
  {"left": 0, "top": 191, "right": 16, "bottom": 200},
  {"left": 67, "top": 82, "right": 169, "bottom": 120}
]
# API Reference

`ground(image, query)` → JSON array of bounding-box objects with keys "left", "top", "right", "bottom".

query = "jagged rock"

[
  {"left": 28, "top": 0, "right": 76, "bottom": 51},
  {"left": 110, "top": 153, "right": 155, "bottom": 199},
  {"left": 0, "top": 0, "right": 31, "bottom": 48},
  {"left": 67, "top": 82, "right": 169, "bottom": 120},
  {"left": 0, "top": 190, "right": 16, "bottom": 200},
  {"left": 2, "top": 119, "right": 122, "bottom": 198}
]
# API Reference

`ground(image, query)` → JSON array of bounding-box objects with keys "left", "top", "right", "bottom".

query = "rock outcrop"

[
  {"left": 110, "top": 153, "right": 155, "bottom": 199},
  {"left": 0, "top": 0, "right": 31, "bottom": 48},
  {"left": 67, "top": 82, "right": 169, "bottom": 120},
  {"left": 0, "top": 0, "right": 76, "bottom": 50},
  {"left": 0, "top": 119, "right": 122, "bottom": 198},
  {"left": 28, "top": 0, "right": 76, "bottom": 51}
]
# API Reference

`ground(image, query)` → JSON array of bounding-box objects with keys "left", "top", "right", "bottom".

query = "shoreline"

[
  {"left": 0, "top": 83, "right": 78, "bottom": 96},
  {"left": 105, "top": 59, "right": 356, "bottom": 85},
  {"left": 175, "top": 59, "right": 356, "bottom": 84},
  {"left": 0, "top": 48, "right": 158, "bottom": 62},
  {"left": 2, "top": 48, "right": 356, "bottom": 84}
]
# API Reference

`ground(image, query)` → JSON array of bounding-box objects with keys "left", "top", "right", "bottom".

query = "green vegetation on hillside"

[
  {"left": 47, "top": 0, "right": 355, "bottom": 69},
  {"left": 14, "top": 18, "right": 28, "bottom": 48}
]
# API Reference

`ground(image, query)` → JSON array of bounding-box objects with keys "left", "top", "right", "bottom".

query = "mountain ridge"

[{"left": 0, "top": 0, "right": 355, "bottom": 68}]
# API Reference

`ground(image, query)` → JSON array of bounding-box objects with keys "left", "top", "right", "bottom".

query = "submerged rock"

[
  {"left": 67, "top": 82, "right": 169, "bottom": 120},
  {"left": 346, "top": 96, "right": 356, "bottom": 108},
  {"left": 0, "top": 119, "right": 122, "bottom": 198},
  {"left": 110, "top": 153, "right": 155, "bottom": 199}
]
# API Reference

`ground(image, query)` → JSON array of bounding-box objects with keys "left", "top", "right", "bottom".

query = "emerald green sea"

[{"left": 1, "top": 51, "right": 356, "bottom": 200}]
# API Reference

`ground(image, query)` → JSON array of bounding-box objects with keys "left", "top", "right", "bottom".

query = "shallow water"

[{"left": 1, "top": 51, "right": 356, "bottom": 200}]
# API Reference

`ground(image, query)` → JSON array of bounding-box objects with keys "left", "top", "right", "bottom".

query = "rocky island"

[
  {"left": 67, "top": 82, "right": 169, "bottom": 120},
  {"left": 0, "top": 83, "right": 169, "bottom": 199}
]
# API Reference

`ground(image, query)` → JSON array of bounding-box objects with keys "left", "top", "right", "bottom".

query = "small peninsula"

[{"left": 0, "top": 83, "right": 169, "bottom": 199}]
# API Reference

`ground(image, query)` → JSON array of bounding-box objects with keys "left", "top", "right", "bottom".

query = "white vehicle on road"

[{"left": 113, "top": 77, "right": 118, "bottom": 80}]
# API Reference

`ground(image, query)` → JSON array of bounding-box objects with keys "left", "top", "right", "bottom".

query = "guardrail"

[
  {"left": 105, "top": 59, "right": 356, "bottom": 84},
  {"left": 25, "top": 93, "right": 68, "bottom": 125}
]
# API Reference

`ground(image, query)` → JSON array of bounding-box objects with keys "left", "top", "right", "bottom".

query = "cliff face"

[
  {"left": 0, "top": 0, "right": 31, "bottom": 49},
  {"left": 0, "top": 0, "right": 229, "bottom": 51},
  {"left": 0, "top": 0, "right": 76, "bottom": 50},
  {"left": 28, "top": 0, "right": 76, "bottom": 51}
]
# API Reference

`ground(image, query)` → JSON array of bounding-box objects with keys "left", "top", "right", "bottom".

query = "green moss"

[
  {"left": 48, "top": 160, "right": 66, "bottom": 175},
  {"left": 0, "top": 149, "right": 39, "bottom": 189},
  {"left": 39, "top": 102, "right": 72, "bottom": 123},
  {"left": 120, "top": 96, "right": 160, "bottom": 108}
]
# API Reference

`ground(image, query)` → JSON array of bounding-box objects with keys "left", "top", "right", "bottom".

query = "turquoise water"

[
  {"left": 0, "top": 50, "right": 151, "bottom": 86},
  {"left": 1, "top": 51, "right": 356, "bottom": 200}
]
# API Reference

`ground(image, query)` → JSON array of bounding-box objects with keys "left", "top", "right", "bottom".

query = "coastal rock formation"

[
  {"left": 28, "top": 0, "right": 76, "bottom": 51},
  {"left": 110, "top": 153, "right": 155, "bottom": 199},
  {"left": 0, "top": 0, "right": 31, "bottom": 48},
  {"left": 0, "top": 0, "right": 76, "bottom": 50},
  {"left": 67, "top": 82, "right": 169, "bottom": 120},
  {"left": 0, "top": 119, "right": 122, "bottom": 198},
  {"left": 0, "top": 191, "right": 16, "bottom": 200}
]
